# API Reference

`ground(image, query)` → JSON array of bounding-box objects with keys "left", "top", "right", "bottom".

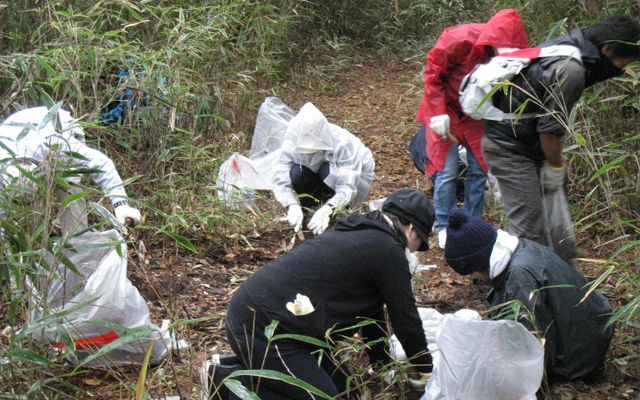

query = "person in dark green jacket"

[
  {"left": 202, "top": 189, "right": 435, "bottom": 399},
  {"left": 443, "top": 208, "right": 613, "bottom": 382}
]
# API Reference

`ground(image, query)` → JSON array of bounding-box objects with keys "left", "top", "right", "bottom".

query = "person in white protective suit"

[
  {"left": 271, "top": 102, "right": 375, "bottom": 235},
  {"left": 0, "top": 106, "right": 141, "bottom": 235}
]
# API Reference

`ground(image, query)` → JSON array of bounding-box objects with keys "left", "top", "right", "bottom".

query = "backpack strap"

[{"left": 496, "top": 45, "right": 582, "bottom": 63}]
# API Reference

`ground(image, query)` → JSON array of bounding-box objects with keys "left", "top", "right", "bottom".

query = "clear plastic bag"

[
  {"left": 27, "top": 230, "right": 174, "bottom": 367},
  {"left": 423, "top": 314, "right": 544, "bottom": 400},
  {"left": 216, "top": 152, "right": 274, "bottom": 210},
  {"left": 543, "top": 187, "right": 577, "bottom": 265},
  {"left": 249, "top": 97, "right": 296, "bottom": 159}
]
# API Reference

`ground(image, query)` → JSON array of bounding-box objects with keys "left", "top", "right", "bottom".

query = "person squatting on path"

[
  {"left": 0, "top": 106, "right": 142, "bottom": 235},
  {"left": 271, "top": 102, "right": 375, "bottom": 236},
  {"left": 415, "top": 9, "right": 528, "bottom": 249},
  {"left": 481, "top": 15, "right": 640, "bottom": 265},
  {"left": 444, "top": 208, "right": 613, "bottom": 382},
  {"left": 202, "top": 189, "right": 435, "bottom": 399}
]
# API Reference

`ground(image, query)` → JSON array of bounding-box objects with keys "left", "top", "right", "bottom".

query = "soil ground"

[{"left": 78, "top": 55, "right": 639, "bottom": 399}]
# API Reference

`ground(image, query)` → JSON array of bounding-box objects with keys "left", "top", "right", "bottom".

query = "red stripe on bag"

[{"left": 53, "top": 331, "right": 120, "bottom": 350}]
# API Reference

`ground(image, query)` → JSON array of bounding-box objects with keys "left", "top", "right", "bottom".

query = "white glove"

[
  {"left": 540, "top": 164, "right": 566, "bottom": 192},
  {"left": 429, "top": 114, "right": 450, "bottom": 140},
  {"left": 307, "top": 205, "right": 333, "bottom": 235},
  {"left": 115, "top": 203, "right": 141, "bottom": 227},
  {"left": 287, "top": 204, "right": 304, "bottom": 232},
  {"left": 407, "top": 372, "right": 432, "bottom": 391}
]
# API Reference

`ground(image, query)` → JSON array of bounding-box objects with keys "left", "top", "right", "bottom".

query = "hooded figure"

[
  {"left": 272, "top": 102, "right": 375, "bottom": 235},
  {"left": 413, "top": 9, "right": 529, "bottom": 249},
  {"left": 444, "top": 208, "right": 614, "bottom": 381},
  {"left": 0, "top": 106, "right": 142, "bottom": 234}
]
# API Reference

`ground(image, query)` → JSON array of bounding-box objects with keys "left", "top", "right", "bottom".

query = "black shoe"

[{"left": 200, "top": 355, "right": 243, "bottom": 400}]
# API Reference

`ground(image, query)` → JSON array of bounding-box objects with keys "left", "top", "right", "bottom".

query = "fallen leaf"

[{"left": 83, "top": 378, "right": 101, "bottom": 386}]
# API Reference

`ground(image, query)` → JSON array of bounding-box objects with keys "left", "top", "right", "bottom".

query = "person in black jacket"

[
  {"left": 443, "top": 208, "right": 613, "bottom": 382},
  {"left": 481, "top": 16, "right": 640, "bottom": 265},
  {"left": 202, "top": 189, "right": 435, "bottom": 399}
]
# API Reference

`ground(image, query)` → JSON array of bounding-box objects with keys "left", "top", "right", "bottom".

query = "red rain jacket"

[{"left": 416, "top": 9, "right": 528, "bottom": 176}]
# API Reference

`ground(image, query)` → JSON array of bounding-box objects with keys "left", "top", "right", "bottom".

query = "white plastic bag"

[
  {"left": 27, "top": 230, "right": 174, "bottom": 367},
  {"left": 216, "top": 152, "right": 273, "bottom": 210},
  {"left": 390, "top": 309, "right": 479, "bottom": 370},
  {"left": 423, "top": 314, "right": 544, "bottom": 400}
]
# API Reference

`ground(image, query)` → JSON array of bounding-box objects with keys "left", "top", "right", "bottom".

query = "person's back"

[
  {"left": 444, "top": 208, "right": 613, "bottom": 382},
  {"left": 487, "top": 238, "right": 613, "bottom": 381},
  {"left": 230, "top": 213, "right": 423, "bottom": 346}
]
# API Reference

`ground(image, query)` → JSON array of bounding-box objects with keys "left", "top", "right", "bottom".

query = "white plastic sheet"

[{"left": 27, "top": 230, "right": 176, "bottom": 366}]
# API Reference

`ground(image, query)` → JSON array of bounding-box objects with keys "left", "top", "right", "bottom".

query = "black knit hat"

[
  {"left": 444, "top": 208, "right": 497, "bottom": 275},
  {"left": 382, "top": 189, "right": 435, "bottom": 251}
]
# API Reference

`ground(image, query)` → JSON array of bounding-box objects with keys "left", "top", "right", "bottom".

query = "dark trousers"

[
  {"left": 225, "top": 309, "right": 348, "bottom": 400},
  {"left": 289, "top": 163, "right": 335, "bottom": 210}
]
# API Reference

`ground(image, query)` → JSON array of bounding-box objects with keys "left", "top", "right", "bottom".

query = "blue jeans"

[{"left": 433, "top": 143, "right": 486, "bottom": 231}]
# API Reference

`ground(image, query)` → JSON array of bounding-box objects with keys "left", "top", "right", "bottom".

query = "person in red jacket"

[{"left": 414, "top": 9, "right": 528, "bottom": 249}]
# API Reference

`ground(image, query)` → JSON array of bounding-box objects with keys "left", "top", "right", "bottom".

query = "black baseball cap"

[{"left": 382, "top": 188, "right": 435, "bottom": 251}]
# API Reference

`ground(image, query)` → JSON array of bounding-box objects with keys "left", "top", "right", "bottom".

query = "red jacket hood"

[{"left": 474, "top": 9, "right": 529, "bottom": 53}]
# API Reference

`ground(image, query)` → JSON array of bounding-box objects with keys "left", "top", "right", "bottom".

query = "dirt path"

[{"left": 116, "top": 55, "right": 639, "bottom": 399}]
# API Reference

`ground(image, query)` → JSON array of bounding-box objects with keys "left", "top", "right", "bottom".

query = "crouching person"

[
  {"left": 272, "top": 102, "right": 375, "bottom": 236},
  {"left": 202, "top": 189, "right": 434, "bottom": 399},
  {"left": 443, "top": 208, "right": 613, "bottom": 382},
  {"left": 0, "top": 106, "right": 141, "bottom": 234}
]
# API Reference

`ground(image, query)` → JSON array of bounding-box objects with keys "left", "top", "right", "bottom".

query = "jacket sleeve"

[
  {"left": 271, "top": 140, "right": 298, "bottom": 208},
  {"left": 536, "top": 59, "right": 585, "bottom": 136},
  {"left": 47, "top": 135, "right": 128, "bottom": 204},
  {"left": 376, "top": 247, "right": 432, "bottom": 372},
  {"left": 499, "top": 267, "right": 547, "bottom": 333},
  {"left": 325, "top": 131, "right": 363, "bottom": 208},
  {"left": 423, "top": 30, "right": 476, "bottom": 117}
]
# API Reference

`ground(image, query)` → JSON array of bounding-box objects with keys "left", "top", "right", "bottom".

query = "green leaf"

[
  {"left": 228, "top": 370, "right": 334, "bottom": 399},
  {"left": 61, "top": 192, "right": 87, "bottom": 208},
  {"left": 45, "top": 239, "right": 80, "bottom": 276},
  {"left": 15, "top": 297, "right": 100, "bottom": 342},
  {"left": 71, "top": 239, "right": 128, "bottom": 252},
  {"left": 169, "top": 315, "right": 221, "bottom": 328},
  {"left": 269, "top": 333, "right": 334, "bottom": 349},
  {"left": 62, "top": 151, "right": 91, "bottom": 161},
  {"left": 575, "top": 133, "right": 586, "bottom": 146},
  {"left": 54, "top": 178, "right": 71, "bottom": 189},
  {"left": 8, "top": 348, "right": 56, "bottom": 366},
  {"left": 81, "top": 319, "right": 149, "bottom": 333},
  {"left": 35, "top": 54, "right": 58, "bottom": 79},
  {"left": 225, "top": 380, "right": 261, "bottom": 400},
  {"left": 56, "top": 324, "right": 76, "bottom": 355},
  {"left": 90, "top": 202, "right": 126, "bottom": 232},
  {"left": 61, "top": 168, "right": 105, "bottom": 178},
  {"left": 163, "top": 231, "right": 197, "bottom": 252},
  {"left": 264, "top": 320, "right": 279, "bottom": 340},
  {"left": 75, "top": 328, "right": 158, "bottom": 368},
  {"left": 589, "top": 155, "right": 628, "bottom": 182},
  {"left": 135, "top": 341, "right": 155, "bottom": 400}
]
